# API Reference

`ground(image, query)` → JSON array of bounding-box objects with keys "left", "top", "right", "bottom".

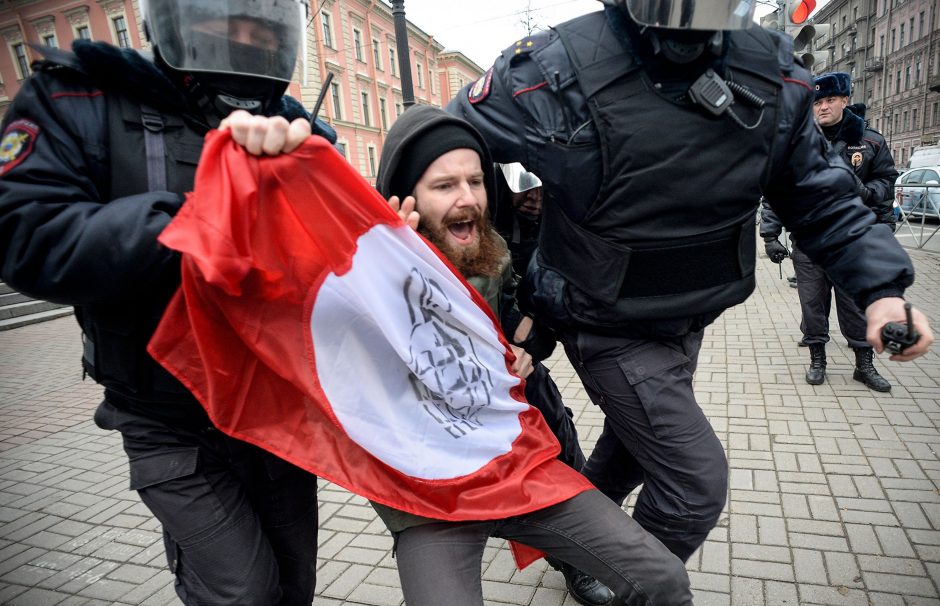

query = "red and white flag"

[{"left": 148, "top": 131, "right": 592, "bottom": 525}]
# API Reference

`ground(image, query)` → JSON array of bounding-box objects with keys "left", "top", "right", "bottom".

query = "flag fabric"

[{"left": 148, "top": 131, "right": 593, "bottom": 526}]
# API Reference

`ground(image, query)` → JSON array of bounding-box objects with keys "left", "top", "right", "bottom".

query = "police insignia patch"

[
  {"left": 468, "top": 67, "right": 494, "bottom": 105},
  {"left": 0, "top": 119, "right": 39, "bottom": 177},
  {"left": 851, "top": 152, "right": 863, "bottom": 167}
]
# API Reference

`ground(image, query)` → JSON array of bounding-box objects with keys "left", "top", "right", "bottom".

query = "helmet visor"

[
  {"left": 623, "top": 0, "right": 756, "bottom": 30},
  {"left": 498, "top": 163, "right": 542, "bottom": 193},
  {"left": 147, "top": 0, "right": 303, "bottom": 82}
]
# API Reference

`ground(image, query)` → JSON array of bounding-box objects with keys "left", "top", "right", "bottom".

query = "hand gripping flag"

[{"left": 148, "top": 131, "right": 592, "bottom": 531}]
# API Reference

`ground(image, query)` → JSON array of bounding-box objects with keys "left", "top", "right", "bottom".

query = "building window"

[
  {"left": 360, "top": 91, "right": 371, "bottom": 127},
  {"left": 933, "top": 102, "right": 939, "bottom": 127},
  {"left": 909, "top": 18, "right": 914, "bottom": 41},
  {"left": 42, "top": 34, "right": 57, "bottom": 48},
  {"left": 379, "top": 97, "right": 388, "bottom": 130},
  {"left": 373, "top": 39, "right": 382, "bottom": 70},
  {"left": 389, "top": 47, "right": 397, "bottom": 76},
  {"left": 353, "top": 28, "right": 364, "bottom": 62},
  {"left": 395, "top": 101, "right": 402, "bottom": 116},
  {"left": 330, "top": 81, "right": 342, "bottom": 120},
  {"left": 905, "top": 65, "right": 911, "bottom": 89},
  {"left": 903, "top": 110, "right": 908, "bottom": 131},
  {"left": 891, "top": 29, "right": 896, "bottom": 51},
  {"left": 416, "top": 61, "right": 423, "bottom": 88},
  {"left": 880, "top": 35, "right": 885, "bottom": 56},
  {"left": 916, "top": 61, "right": 921, "bottom": 86},
  {"left": 322, "top": 13, "right": 333, "bottom": 48},
  {"left": 919, "top": 12, "right": 925, "bottom": 38},
  {"left": 336, "top": 141, "right": 347, "bottom": 159},
  {"left": 76, "top": 25, "right": 91, "bottom": 40},
  {"left": 113, "top": 16, "right": 131, "bottom": 48},
  {"left": 368, "top": 146, "right": 377, "bottom": 176},
  {"left": 900, "top": 24, "right": 905, "bottom": 47},
  {"left": 913, "top": 108, "right": 918, "bottom": 130},
  {"left": 894, "top": 114, "right": 899, "bottom": 132},
  {"left": 12, "top": 43, "right": 30, "bottom": 79},
  {"left": 895, "top": 69, "right": 901, "bottom": 94}
]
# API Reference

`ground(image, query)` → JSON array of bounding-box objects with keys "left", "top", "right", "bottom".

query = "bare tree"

[{"left": 517, "top": 0, "right": 543, "bottom": 36}]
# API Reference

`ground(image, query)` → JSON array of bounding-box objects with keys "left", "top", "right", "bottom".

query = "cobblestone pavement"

[{"left": 0, "top": 248, "right": 938, "bottom": 606}]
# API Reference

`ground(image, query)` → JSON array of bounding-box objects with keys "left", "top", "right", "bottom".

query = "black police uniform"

[
  {"left": 449, "top": 8, "right": 914, "bottom": 561},
  {"left": 493, "top": 173, "right": 542, "bottom": 279},
  {"left": 0, "top": 41, "right": 325, "bottom": 605},
  {"left": 762, "top": 104, "right": 899, "bottom": 350}
]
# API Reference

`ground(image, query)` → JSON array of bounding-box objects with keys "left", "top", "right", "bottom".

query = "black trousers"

[
  {"left": 95, "top": 396, "right": 319, "bottom": 606},
  {"left": 562, "top": 329, "right": 728, "bottom": 562},
  {"left": 524, "top": 362, "right": 586, "bottom": 471},
  {"left": 791, "top": 244, "right": 869, "bottom": 348}
]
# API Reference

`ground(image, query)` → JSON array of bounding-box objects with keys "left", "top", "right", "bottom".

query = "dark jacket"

[
  {"left": 448, "top": 8, "right": 913, "bottom": 333},
  {"left": 762, "top": 103, "right": 898, "bottom": 234},
  {"left": 0, "top": 41, "right": 330, "bottom": 416}
]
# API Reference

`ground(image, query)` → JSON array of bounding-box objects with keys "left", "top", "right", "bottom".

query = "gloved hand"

[
  {"left": 854, "top": 176, "right": 872, "bottom": 203},
  {"left": 764, "top": 237, "right": 788, "bottom": 263}
]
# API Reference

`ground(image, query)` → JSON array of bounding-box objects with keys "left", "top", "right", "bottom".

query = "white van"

[{"left": 909, "top": 144, "right": 940, "bottom": 169}]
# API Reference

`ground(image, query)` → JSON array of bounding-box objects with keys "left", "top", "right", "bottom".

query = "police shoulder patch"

[
  {"left": 0, "top": 119, "right": 39, "bottom": 177},
  {"left": 468, "top": 67, "right": 494, "bottom": 105}
]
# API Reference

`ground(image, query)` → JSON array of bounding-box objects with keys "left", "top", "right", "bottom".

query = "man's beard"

[{"left": 419, "top": 211, "right": 507, "bottom": 279}]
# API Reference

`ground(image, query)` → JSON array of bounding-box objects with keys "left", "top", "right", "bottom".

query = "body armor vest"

[
  {"left": 533, "top": 13, "right": 784, "bottom": 326},
  {"left": 77, "top": 93, "right": 207, "bottom": 402}
]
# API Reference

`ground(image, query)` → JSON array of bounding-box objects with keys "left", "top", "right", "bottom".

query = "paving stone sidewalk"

[{"left": 0, "top": 248, "right": 938, "bottom": 606}]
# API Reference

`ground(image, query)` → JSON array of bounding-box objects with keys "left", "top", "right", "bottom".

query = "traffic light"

[
  {"left": 759, "top": 9, "right": 781, "bottom": 31},
  {"left": 787, "top": 0, "right": 816, "bottom": 24},
  {"left": 784, "top": 0, "right": 828, "bottom": 68}
]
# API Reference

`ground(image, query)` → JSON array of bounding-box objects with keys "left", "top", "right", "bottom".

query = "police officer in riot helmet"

[
  {"left": 143, "top": 0, "right": 303, "bottom": 118},
  {"left": 449, "top": 0, "right": 933, "bottom": 570},
  {"left": 0, "top": 1, "right": 332, "bottom": 604}
]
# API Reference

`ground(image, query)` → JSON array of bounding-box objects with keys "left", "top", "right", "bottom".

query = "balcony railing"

[
  {"left": 929, "top": 73, "right": 940, "bottom": 93},
  {"left": 864, "top": 57, "right": 884, "bottom": 72}
]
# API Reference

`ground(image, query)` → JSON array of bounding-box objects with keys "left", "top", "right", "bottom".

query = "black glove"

[
  {"left": 764, "top": 237, "right": 788, "bottom": 263},
  {"left": 854, "top": 176, "right": 872, "bottom": 203}
]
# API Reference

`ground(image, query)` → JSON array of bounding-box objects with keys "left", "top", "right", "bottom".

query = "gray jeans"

[{"left": 394, "top": 490, "right": 691, "bottom": 606}]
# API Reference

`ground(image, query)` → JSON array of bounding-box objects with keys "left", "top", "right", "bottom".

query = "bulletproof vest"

[
  {"left": 30, "top": 44, "right": 207, "bottom": 408},
  {"left": 536, "top": 13, "right": 783, "bottom": 323},
  {"left": 74, "top": 93, "right": 209, "bottom": 403}
]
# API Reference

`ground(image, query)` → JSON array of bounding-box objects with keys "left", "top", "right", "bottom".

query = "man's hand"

[
  {"left": 854, "top": 176, "right": 872, "bottom": 203},
  {"left": 509, "top": 345, "right": 534, "bottom": 379},
  {"left": 219, "top": 110, "right": 311, "bottom": 156},
  {"left": 388, "top": 195, "right": 420, "bottom": 229},
  {"left": 513, "top": 316, "right": 534, "bottom": 344},
  {"left": 764, "top": 238, "right": 789, "bottom": 264},
  {"left": 866, "top": 297, "right": 934, "bottom": 361}
]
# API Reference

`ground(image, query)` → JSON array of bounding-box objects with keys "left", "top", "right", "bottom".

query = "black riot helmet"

[
  {"left": 142, "top": 0, "right": 305, "bottom": 116},
  {"left": 599, "top": 0, "right": 756, "bottom": 31}
]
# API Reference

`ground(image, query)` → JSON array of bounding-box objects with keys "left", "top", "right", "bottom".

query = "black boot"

[
  {"left": 806, "top": 344, "right": 826, "bottom": 385},
  {"left": 545, "top": 557, "right": 614, "bottom": 606},
  {"left": 853, "top": 347, "right": 891, "bottom": 392}
]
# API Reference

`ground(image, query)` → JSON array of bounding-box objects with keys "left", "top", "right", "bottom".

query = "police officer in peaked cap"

[
  {"left": 0, "top": 1, "right": 335, "bottom": 603},
  {"left": 449, "top": 0, "right": 933, "bottom": 568}
]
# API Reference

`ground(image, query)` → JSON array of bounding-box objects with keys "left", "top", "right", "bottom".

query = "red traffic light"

[{"left": 789, "top": 0, "right": 816, "bottom": 24}]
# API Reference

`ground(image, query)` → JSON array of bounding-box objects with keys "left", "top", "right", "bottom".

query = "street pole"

[{"left": 391, "top": 0, "right": 416, "bottom": 108}]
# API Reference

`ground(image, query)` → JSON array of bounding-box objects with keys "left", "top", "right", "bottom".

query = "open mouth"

[{"left": 447, "top": 220, "right": 477, "bottom": 245}]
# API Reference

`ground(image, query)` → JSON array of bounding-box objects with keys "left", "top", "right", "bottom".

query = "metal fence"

[{"left": 895, "top": 183, "right": 940, "bottom": 249}]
